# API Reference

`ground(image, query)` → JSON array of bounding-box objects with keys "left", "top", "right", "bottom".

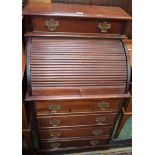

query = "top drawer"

[{"left": 32, "top": 16, "right": 123, "bottom": 34}]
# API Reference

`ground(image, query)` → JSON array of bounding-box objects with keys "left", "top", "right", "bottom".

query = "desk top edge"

[{"left": 23, "top": 2, "right": 131, "bottom": 20}]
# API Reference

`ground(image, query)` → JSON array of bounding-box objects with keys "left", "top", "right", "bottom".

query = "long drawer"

[
  {"left": 40, "top": 137, "right": 109, "bottom": 150},
  {"left": 32, "top": 17, "right": 122, "bottom": 34},
  {"left": 37, "top": 112, "right": 116, "bottom": 129},
  {"left": 39, "top": 126, "right": 113, "bottom": 140},
  {"left": 35, "top": 98, "right": 122, "bottom": 115}
]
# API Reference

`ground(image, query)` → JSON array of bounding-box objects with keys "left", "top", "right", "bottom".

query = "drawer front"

[
  {"left": 40, "top": 137, "right": 108, "bottom": 149},
  {"left": 35, "top": 99, "right": 122, "bottom": 115},
  {"left": 39, "top": 126, "right": 113, "bottom": 140},
  {"left": 37, "top": 113, "right": 116, "bottom": 128},
  {"left": 32, "top": 17, "right": 122, "bottom": 34}
]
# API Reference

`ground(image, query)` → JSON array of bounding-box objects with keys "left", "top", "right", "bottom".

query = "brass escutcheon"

[
  {"left": 48, "top": 104, "right": 61, "bottom": 112},
  {"left": 50, "top": 131, "right": 61, "bottom": 138},
  {"left": 98, "top": 21, "right": 111, "bottom": 32},
  {"left": 50, "top": 143, "right": 61, "bottom": 149},
  {"left": 98, "top": 102, "right": 110, "bottom": 110},
  {"left": 95, "top": 116, "right": 106, "bottom": 125},
  {"left": 90, "top": 140, "right": 100, "bottom": 146},
  {"left": 92, "top": 129, "right": 103, "bottom": 136},
  {"left": 49, "top": 119, "right": 61, "bottom": 127},
  {"left": 45, "top": 19, "right": 59, "bottom": 31}
]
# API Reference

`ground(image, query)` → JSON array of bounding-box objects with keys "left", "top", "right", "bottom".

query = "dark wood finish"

[
  {"left": 121, "top": 39, "right": 131, "bottom": 93},
  {"left": 22, "top": 99, "right": 29, "bottom": 129},
  {"left": 22, "top": 95, "right": 33, "bottom": 153},
  {"left": 22, "top": 47, "right": 28, "bottom": 129},
  {"left": 23, "top": 2, "right": 131, "bottom": 37},
  {"left": 37, "top": 112, "right": 117, "bottom": 128},
  {"left": 22, "top": 47, "right": 26, "bottom": 79},
  {"left": 53, "top": 0, "right": 93, "bottom": 5},
  {"left": 32, "top": 16, "right": 122, "bottom": 34},
  {"left": 26, "top": 92, "right": 131, "bottom": 101},
  {"left": 28, "top": 37, "right": 129, "bottom": 96},
  {"left": 32, "top": 87, "right": 127, "bottom": 97},
  {"left": 25, "top": 32, "right": 127, "bottom": 39},
  {"left": 40, "top": 137, "right": 109, "bottom": 149},
  {"left": 22, "top": 46, "right": 33, "bottom": 153},
  {"left": 35, "top": 98, "right": 122, "bottom": 115},
  {"left": 125, "top": 39, "right": 132, "bottom": 65},
  {"left": 52, "top": 0, "right": 132, "bottom": 38},
  {"left": 22, "top": 94, "right": 33, "bottom": 153},
  {"left": 23, "top": 129, "right": 33, "bottom": 152},
  {"left": 124, "top": 98, "right": 132, "bottom": 112},
  {"left": 29, "top": 0, "right": 51, "bottom": 2},
  {"left": 26, "top": 37, "right": 32, "bottom": 95},
  {"left": 24, "top": 1, "right": 132, "bottom": 39},
  {"left": 113, "top": 39, "right": 132, "bottom": 138},
  {"left": 38, "top": 126, "right": 113, "bottom": 140},
  {"left": 53, "top": 0, "right": 131, "bottom": 10},
  {"left": 23, "top": 2, "right": 132, "bottom": 153},
  {"left": 23, "top": 2, "right": 131, "bottom": 20}
]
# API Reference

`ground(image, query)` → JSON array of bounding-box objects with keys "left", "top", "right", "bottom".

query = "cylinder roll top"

[{"left": 27, "top": 37, "right": 130, "bottom": 96}]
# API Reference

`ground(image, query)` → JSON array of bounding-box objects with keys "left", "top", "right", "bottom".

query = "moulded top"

[{"left": 22, "top": 2, "right": 131, "bottom": 20}]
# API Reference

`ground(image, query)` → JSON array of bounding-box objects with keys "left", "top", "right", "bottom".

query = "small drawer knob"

[
  {"left": 45, "top": 19, "right": 59, "bottom": 31},
  {"left": 92, "top": 129, "right": 103, "bottom": 136},
  {"left": 90, "top": 140, "right": 100, "bottom": 146},
  {"left": 98, "top": 21, "right": 111, "bottom": 33},
  {"left": 50, "top": 143, "right": 61, "bottom": 149},
  {"left": 95, "top": 116, "right": 106, "bottom": 125},
  {"left": 50, "top": 131, "right": 61, "bottom": 138},
  {"left": 48, "top": 104, "right": 61, "bottom": 112},
  {"left": 98, "top": 102, "right": 110, "bottom": 110},
  {"left": 49, "top": 119, "right": 61, "bottom": 127}
]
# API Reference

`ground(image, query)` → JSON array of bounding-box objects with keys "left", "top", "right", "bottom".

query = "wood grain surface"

[
  {"left": 40, "top": 137, "right": 109, "bottom": 149},
  {"left": 38, "top": 126, "right": 113, "bottom": 140},
  {"left": 37, "top": 112, "right": 117, "bottom": 128},
  {"left": 29, "top": 37, "right": 128, "bottom": 96},
  {"left": 35, "top": 98, "right": 122, "bottom": 115},
  {"left": 32, "top": 16, "right": 122, "bottom": 34},
  {"left": 23, "top": 2, "right": 131, "bottom": 20}
]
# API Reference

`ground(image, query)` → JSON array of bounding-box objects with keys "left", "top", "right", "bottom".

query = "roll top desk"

[{"left": 23, "top": 2, "right": 131, "bottom": 154}]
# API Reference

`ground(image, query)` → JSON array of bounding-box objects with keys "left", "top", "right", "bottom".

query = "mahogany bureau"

[{"left": 23, "top": 2, "right": 131, "bottom": 154}]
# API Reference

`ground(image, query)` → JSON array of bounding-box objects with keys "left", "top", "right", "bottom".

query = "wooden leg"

[
  {"left": 114, "top": 109, "right": 132, "bottom": 138},
  {"left": 23, "top": 130, "right": 33, "bottom": 154}
]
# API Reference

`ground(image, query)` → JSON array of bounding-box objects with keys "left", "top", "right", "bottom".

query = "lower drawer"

[
  {"left": 40, "top": 137, "right": 109, "bottom": 150},
  {"left": 39, "top": 126, "right": 113, "bottom": 140},
  {"left": 37, "top": 112, "right": 117, "bottom": 128}
]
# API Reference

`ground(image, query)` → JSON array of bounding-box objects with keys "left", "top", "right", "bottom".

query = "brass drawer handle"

[
  {"left": 95, "top": 116, "right": 106, "bottom": 125},
  {"left": 50, "top": 131, "right": 61, "bottom": 138},
  {"left": 49, "top": 119, "right": 61, "bottom": 127},
  {"left": 98, "top": 21, "right": 111, "bottom": 32},
  {"left": 98, "top": 102, "right": 110, "bottom": 110},
  {"left": 90, "top": 140, "right": 100, "bottom": 146},
  {"left": 45, "top": 19, "right": 59, "bottom": 31},
  {"left": 48, "top": 104, "right": 61, "bottom": 112},
  {"left": 50, "top": 143, "right": 61, "bottom": 149},
  {"left": 92, "top": 129, "right": 103, "bottom": 136}
]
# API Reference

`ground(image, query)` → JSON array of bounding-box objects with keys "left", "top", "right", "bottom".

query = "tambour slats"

[{"left": 30, "top": 38, "right": 127, "bottom": 94}]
